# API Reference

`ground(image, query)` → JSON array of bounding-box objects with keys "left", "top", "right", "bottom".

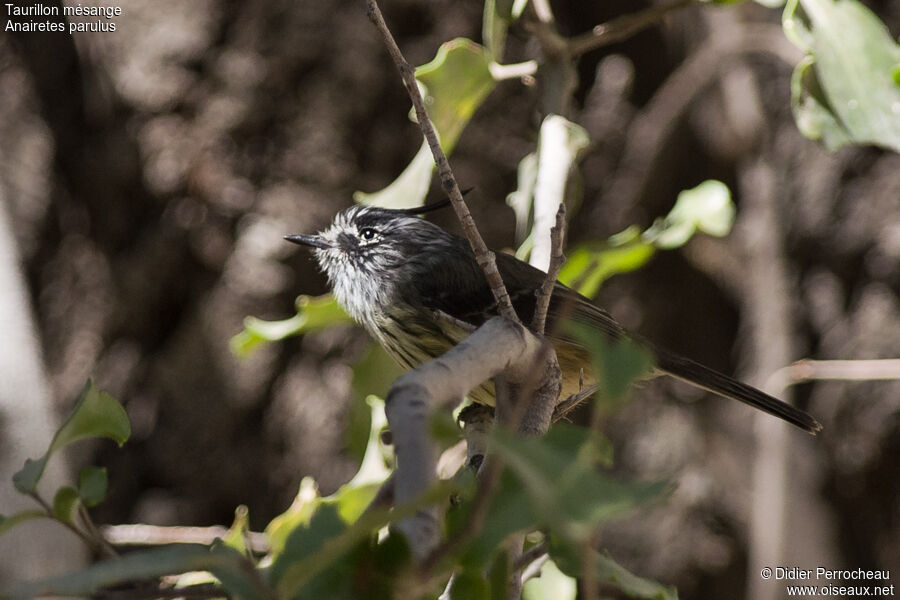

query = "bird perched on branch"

[{"left": 285, "top": 201, "right": 821, "bottom": 434}]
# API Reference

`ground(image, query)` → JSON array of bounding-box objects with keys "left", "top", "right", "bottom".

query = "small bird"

[{"left": 285, "top": 202, "right": 821, "bottom": 434}]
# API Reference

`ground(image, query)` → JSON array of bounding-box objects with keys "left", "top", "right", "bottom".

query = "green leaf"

[
  {"left": 550, "top": 540, "right": 678, "bottom": 600},
  {"left": 455, "top": 467, "right": 536, "bottom": 567},
  {"left": 273, "top": 481, "right": 455, "bottom": 598},
  {"left": 522, "top": 557, "right": 577, "bottom": 600},
  {"left": 347, "top": 345, "right": 401, "bottom": 461},
  {"left": 488, "top": 426, "right": 665, "bottom": 543},
  {"left": 559, "top": 181, "right": 734, "bottom": 297},
  {"left": 0, "top": 510, "right": 47, "bottom": 537},
  {"left": 565, "top": 324, "right": 655, "bottom": 403},
  {"left": 558, "top": 228, "right": 655, "bottom": 298},
  {"left": 230, "top": 294, "right": 351, "bottom": 356},
  {"left": 77, "top": 466, "right": 108, "bottom": 507},
  {"left": 483, "top": 0, "right": 516, "bottom": 62},
  {"left": 450, "top": 569, "right": 490, "bottom": 600},
  {"left": 646, "top": 180, "right": 734, "bottom": 249},
  {"left": 488, "top": 550, "right": 511, "bottom": 600},
  {"left": 355, "top": 39, "right": 495, "bottom": 209},
  {"left": 265, "top": 477, "right": 322, "bottom": 558},
  {"left": 13, "top": 380, "right": 130, "bottom": 494},
  {"left": 52, "top": 486, "right": 80, "bottom": 523},
  {"left": 784, "top": 0, "right": 900, "bottom": 151},
  {"left": 0, "top": 544, "right": 268, "bottom": 600}
]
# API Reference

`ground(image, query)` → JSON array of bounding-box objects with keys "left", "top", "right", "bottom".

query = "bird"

[{"left": 285, "top": 201, "right": 821, "bottom": 434}]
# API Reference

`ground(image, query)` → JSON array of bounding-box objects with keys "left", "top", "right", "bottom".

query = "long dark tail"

[{"left": 652, "top": 346, "right": 822, "bottom": 435}]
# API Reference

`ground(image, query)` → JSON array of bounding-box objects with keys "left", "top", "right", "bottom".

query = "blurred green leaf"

[
  {"left": 550, "top": 540, "right": 678, "bottom": 600},
  {"left": 0, "top": 544, "right": 268, "bottom": 600},
  {"left": 454, "top": 467, "right": 535, "bottom": 568},
  {"left": 265, "top": 477, "right": 322, "bottom": 558},
  {"left": 0, "top": 510, "right": 47, "bottom": 537},
  {"left": 77, "top": 466, "right": 108, "bottom": 507},
  {"left": 267, "top": 395, "right": 391, "bottom": 563},
  {"left": 230, "top": 294, "right": 351, "bottom": 357},
  {"left": 451, "top": 569, "right": 491, "bottom": 600},
  {"left": 344, "top": 396, "right": 392, "bottom": 491},
  {"left": 51, "top": 486, "right": 80, "bottom": 523},
  {"left": 522, "top": 557, "right": 577, "bottom": 600},
  {"left": 565, "top": 324, "right": 656, "bottom": 403},
  {"left": 269, "top": 503, "right": 352, "bottom": 598},
  {"left": 348, "top": 345, "right": 401, "bottom": 461},
  {"left": 559, "top": 181, "right": 734, "bottom": 297},
  {"left": 489, "top": 426, "right": 665, "bottom": 543},
  {"left": 13, "top": 380, "right": 130, "bottom": 494},
  {"left": 784, "top": 0, "right": 900, "bottom": 151},
  {"left": 488, "top": 550, "right": 511, "bottom": 600},
  {"left": 558, "top": 228, "right": 654, "bottom": 298},
  {"left": 356, "top": 39, "right": 495, "bottom": 208},
  {"left": 646, "top": 180, "right": 734, "bottom": 249},
  {"left": 483, "top": 0, "right": 516, "bottom": 62}
]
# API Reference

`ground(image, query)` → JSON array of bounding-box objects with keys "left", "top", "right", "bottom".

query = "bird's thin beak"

[{"left": 284, "top": 234, "right": 331, "bottom": 249}]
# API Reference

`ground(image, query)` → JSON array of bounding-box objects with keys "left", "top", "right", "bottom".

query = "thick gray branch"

[{"left": 384, "top": 317, "right": 560, "bottom": 559}]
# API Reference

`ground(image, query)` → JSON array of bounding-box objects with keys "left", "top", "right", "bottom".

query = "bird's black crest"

[{"left": 388, "top": 187, "right": 473, "bottom": 216}]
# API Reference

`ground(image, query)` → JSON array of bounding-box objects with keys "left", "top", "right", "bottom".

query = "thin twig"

[
  {"left": 101, "top": 523, "right": 270, "bottom": 554},
  {"left": 771, "top": 358, "right": 900, "bottom": 389},
  {"left": 520, "top": 552, "right": 550, "bottom": 584},
  {"left": 78, "top": 503, "right": 119, "bottom": 558},
  {"left": 514, "top": 541, "right": 548, "bottom": 571},
  {"left": 28, "top": 491, "right": 101, "bottom": 553},
  {"left": 569, "top": 0, "right": 695, "bottom": 57},
  {"left": 365, "top": 0, "right": 519, "bottom": 323},
  {"left": 531, "top": 203, "right": 567, "bottom": 335}
]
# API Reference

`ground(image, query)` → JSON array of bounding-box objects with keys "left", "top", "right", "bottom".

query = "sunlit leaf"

[
  {"left": 784, "top": 0, "right": 900, "bottom": 151},
  {"left": 558, "top": 228, "right": 655, "bottom": 298},
  {"left": 647, "top": 180, "right": 734, "bottom": 249},
  {"left": 13, "top": 380, "right": 130, "bottom": 494},
  {"left": 559, "top": 181, "right": 734, "bottom": 297},
  {"left": 230, "top": 294, "right": 351, "bottom": 356},
  {"left": 77, "top": 466, "right": 108, "bottom": 507},
  {"left": 356, "top": 39, "right": 495, "bottom": 209},
  {"left": 265, "top": 477, "right": 322, "bottom": 558},
  {"left": 522, "top": 557, "right": 577, "bottom": 600}
]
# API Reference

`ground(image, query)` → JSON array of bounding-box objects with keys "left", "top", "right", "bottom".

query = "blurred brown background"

[{"left": 0, "top": 0, "right": 898, "bottom": 597}]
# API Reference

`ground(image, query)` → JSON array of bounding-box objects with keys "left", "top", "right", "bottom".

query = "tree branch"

[
  {"left": 365, "top": 0, "right": 519, "bottom": 322},
  {"left": 531, "top": 203, "right": 567, "bottom": 335},
  {"left": 384, "top": 317, "right": 559, "bottom": 560},
  {"left": 101, "top": 524, "right": 269, "bottom": 555},
  {"left": 569, "top": 0, "right": 696, "bottom": 57}
]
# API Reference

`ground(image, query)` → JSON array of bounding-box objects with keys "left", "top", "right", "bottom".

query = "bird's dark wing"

[{"left": 415, "top": 243, "right": 627, "bottom": 342}]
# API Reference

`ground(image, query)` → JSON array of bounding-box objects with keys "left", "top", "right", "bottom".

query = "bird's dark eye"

[{"left": 360, "top": 228, "right": 378, "bottom": 241}]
